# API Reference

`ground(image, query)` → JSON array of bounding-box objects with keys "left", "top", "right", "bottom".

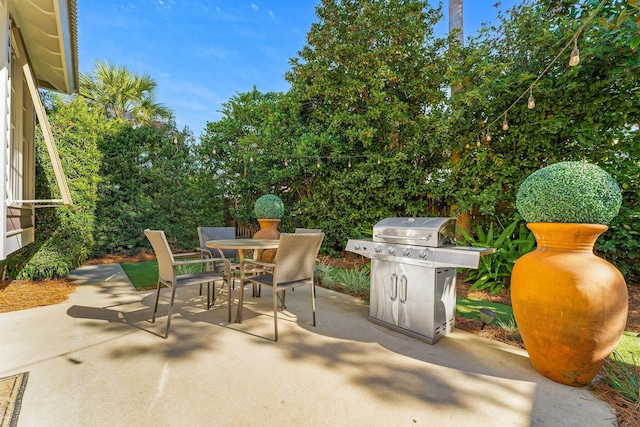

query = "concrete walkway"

[{"left": 0, "top": 263, "right": 615, "bottom": 426}]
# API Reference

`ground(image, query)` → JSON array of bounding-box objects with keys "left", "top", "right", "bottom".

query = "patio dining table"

[{"left": 205, "top": 238, "right": 279, "bottom": 323}]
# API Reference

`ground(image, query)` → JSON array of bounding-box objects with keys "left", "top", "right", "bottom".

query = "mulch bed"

[{"left": 0, "top": 278, "right": 76, "bottom": 313}]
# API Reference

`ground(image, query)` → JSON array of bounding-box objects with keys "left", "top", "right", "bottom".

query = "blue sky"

[{"left": 78, "top": 1, "right": 520, "bottom": 137}]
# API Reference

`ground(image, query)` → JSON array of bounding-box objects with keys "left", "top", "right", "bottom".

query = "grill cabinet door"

[
  {"left": 370, "top": 260, "right": 399, "bottom": 326},
  {"left": 370, "top": 259, "right": 458, "bottom": 343},
  {"left": 397, "top": 264, "right": 436, "bottom": 337}
]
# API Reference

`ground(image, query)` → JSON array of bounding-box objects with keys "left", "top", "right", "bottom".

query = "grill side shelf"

[{"left": 431, "top": 246, "right": 496, "bottom": 269}]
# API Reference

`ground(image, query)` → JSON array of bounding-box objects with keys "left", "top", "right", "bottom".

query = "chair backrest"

[
  {"left": 144, "top": 229, "right": 175, "bottom": 283},
  {"left": 198, "top": 226, "right": 236, "bottom": 259},
  {"left": 273, "top": 233, "right": 324, "bottom": 284},
  {"left": 295, "top": 228, "right": 322, "bottom": 234}
]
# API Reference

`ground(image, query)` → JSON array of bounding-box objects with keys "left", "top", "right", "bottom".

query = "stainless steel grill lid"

[{"left": 373, "top": 217, "right": 457, "bottom": 247}]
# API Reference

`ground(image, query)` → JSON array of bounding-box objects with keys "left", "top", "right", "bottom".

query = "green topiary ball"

[
  {"left": 254, "top": 194, "right": 284, "bottom": 219},
  {"left": 516, "top": 161, "right": 621, "bottom": 224}
]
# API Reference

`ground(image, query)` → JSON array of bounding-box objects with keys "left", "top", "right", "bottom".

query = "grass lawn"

[
  {"left": 456, "top": 296, "right": 514, "bottom": 325},
  {"left": 615, "top": 331, "right": 639, "bottom": 365},
  {"left": 121, "top": 259, "right": 203, "bottom": 290},
  {"left": 120, "top": 261, "right": 159, "bottom": 290}
]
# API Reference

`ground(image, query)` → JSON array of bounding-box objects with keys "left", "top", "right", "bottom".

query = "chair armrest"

[
  {"left": 173, "top": 252, "right": 203, "bottom": 258},
  {"left": 195, "top": 247, "right": 237, "bottom": 262},
  {"left": 244, "top": 260, "right": 275, "bottom": 269},
  {"left": 174, "top": 257, "right": 231, "bottom": 269},
  {"left": 195, "top": 248, "right": 215, "bottom": 258}
]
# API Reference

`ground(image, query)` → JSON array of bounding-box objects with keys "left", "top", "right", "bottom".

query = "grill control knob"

[
  {"left": 387, "top": 247, "right": 396, "bottom": 255},
  {"left": 418, "top": 249, "right": 429, "bottom": 259},
  {"left": 402, "top": 248, "right": 411, "bottom": 257},
  {"left": 374, "top": 246, "right": 382, "bottom": 253},
  {"left": 354, "top": 243, "right": 361, "bottom": 250}
]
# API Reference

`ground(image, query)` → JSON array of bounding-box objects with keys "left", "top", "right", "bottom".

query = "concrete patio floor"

[{"left": 0, "top": 263, "right": 615, "bottom": 426}]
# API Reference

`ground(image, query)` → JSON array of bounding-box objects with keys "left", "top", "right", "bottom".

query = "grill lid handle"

[{"left": 374, "top": 234, "right": 432, "bottom": 241}]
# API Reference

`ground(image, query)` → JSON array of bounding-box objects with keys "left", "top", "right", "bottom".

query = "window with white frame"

[{"left": 0, "top": 22, "right": 72, "bottom": 260}]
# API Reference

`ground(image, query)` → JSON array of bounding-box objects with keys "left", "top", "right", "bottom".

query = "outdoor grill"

[{"left": 345, "top": 217, "right": 494, "bottom": 344}]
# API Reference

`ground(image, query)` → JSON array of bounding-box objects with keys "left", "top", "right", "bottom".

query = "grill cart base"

[
  {"left": 369, "top": 260, "right": 456, "bottom": 344},
  {"left": 346, "top": 217, "right": 494, "bottom": 345}
]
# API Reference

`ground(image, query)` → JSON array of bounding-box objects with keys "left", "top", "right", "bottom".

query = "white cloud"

[
  {"left": 251, "top": 3, "right": 258, "bottom": 11},
  {"left": 120, "top": 3, "right": 140, "bottom": 12}
]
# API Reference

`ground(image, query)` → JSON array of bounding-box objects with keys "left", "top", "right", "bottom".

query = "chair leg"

[
  {"left": 311, "top": 284, "right": 316, "bottom": 327},
  {"left": 252, "top": 283, "right": 261, "bottom": 298},
  {"left": 207, "top": 282, "right": 211, "bottom": 310},
  {"left": 152, "top": 280, "right": 162, "bottom": 323},
  {"left": 164, "top": 285, "right": 178, "bottom": 339},
  {"left": 227, "top": 275, "right": 233, "bottom": 323},
  {"left": 273, "top": 287, "right": 279, "bottom": 342},
  {"left": 211, "top": 279, "right": 225, "bottom": 305}
]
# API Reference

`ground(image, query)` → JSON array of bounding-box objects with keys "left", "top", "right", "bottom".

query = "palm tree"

[
  {"left": 449, "top": 0, "right": 463, "bottom": 45},
  {"left": 79, "top": 60, "right": 172, "bottom": 124}
]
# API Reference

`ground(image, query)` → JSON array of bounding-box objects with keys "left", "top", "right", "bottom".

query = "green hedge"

[
  {"left": 1, "top": 96, "right": 102, "bottom": 279},
  {"left": 91, "top": 121, "right": 225, "bottom": 256}
]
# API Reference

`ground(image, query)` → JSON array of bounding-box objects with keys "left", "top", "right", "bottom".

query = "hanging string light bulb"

[
  {"left": 284, "top": 159, "right": 288, "bottom": 167},
  {"left": 445, "top": 0, "right": 605, "bottom": 144},
  {"left": 249, "top": 154, "right": 254, "bottom": 162},
  {"left": 377, "top": 157, "right": 381, "bottom": 165},
  {"left": 348, "top": 157, "right": 352, "bottom": 168},
  {"left": 466, "top": 143, "right": 471, "bottom": 149},
  {"left": 476, "top": 134, "right": 481, "bottom": 147},
  {"left": 486, "top": 129, "right": 492, "bottom": 142},
  {"left": 569, "top": 36, "right": 580, "bottom": 66},
  {"left": 527, "top": 88, "right": 536, "bottom": 109},
  {"left": 212, "top": 146, "right": 217, "bottom": 155},
  {"left": 317, "top": 158, "right": 321, "bottom": 168}
]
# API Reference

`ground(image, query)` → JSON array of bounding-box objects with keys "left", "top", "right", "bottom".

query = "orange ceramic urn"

[
  {"left": 511, "top": 223, "right": 628, "bottom": 386},
  {"left": 253, "top": 219, "right": 281, "bottom": 262}
]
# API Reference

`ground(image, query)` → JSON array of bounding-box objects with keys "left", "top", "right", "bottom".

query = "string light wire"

[{"left": 480, "top": 0, "right": 607, "bottom": 136}]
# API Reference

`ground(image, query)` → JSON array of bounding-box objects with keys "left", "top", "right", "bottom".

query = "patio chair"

[
  {"left": 295, "top": 228, "right": 322, "bottom": 234},
  {"left": 245, "top": 232, "right": 324, "bottom": 341},
  {"left": 144, "top": 229, "right": 230, "bottom": 339},
  {"left": 295, "top": 228, "right": 323, "bottom": 297},
  {"left": 197, "top": 226, "right": 238, "bottom": 273}
]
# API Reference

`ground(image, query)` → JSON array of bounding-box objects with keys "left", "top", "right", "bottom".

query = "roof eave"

[{"left": 9, "top": 0, "right": 79, "bottom": 94}]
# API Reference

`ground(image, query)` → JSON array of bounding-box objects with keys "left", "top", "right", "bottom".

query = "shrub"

[
  {"left": 327, "top": 265, "right": 370, "bottom": 303},
  {"left": 459, "top": 218, "right": 535, "bottom": 294},
  {"left": 92, "top": 123, "right": 222, "bottom": 256},
  {"left": 603, "top": 351, "right": 639, "bottom": 405},
  {"left": 254, "top": 194, "right": 284, "bottom": 219},
  {"left": 0, "top": 96, "right": 102, "bottom": 279},
  {"left": 516, "top": 161, "right": 622, "bottom": 225}
]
